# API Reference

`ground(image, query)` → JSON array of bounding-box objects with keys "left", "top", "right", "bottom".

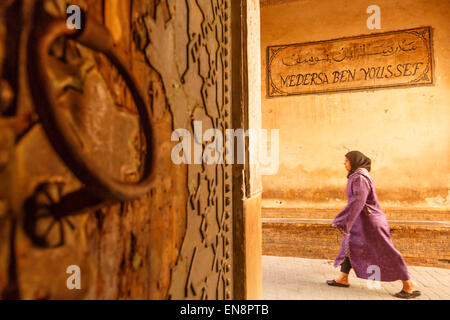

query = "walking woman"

[{"left": 327, "top": 150, "right": 421, "bottom": 299}]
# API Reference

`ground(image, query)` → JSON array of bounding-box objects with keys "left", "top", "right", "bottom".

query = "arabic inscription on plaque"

[{"left": 267, "top": 27, "right": 433, "bottom": 97}]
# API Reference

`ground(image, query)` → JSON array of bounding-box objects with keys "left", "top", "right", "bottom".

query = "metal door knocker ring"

[
  {"left": 27, "top": 3, "right": 155, "bottom": 201},
  {"left": 24, "top": 3, "right": 155, "bottom": 247}
]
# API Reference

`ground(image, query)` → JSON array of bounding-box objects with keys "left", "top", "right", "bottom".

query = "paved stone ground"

[{"left": 262, "top": 255, "right": 450, "bottom": 300}]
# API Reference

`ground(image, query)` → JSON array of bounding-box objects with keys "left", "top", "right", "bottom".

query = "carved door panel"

[{"left": 0, "top": 0, "right": 235, "bottom": 300}]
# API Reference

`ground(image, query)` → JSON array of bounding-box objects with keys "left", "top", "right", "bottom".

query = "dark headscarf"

[{"left": 345, "top": 150, "right": 371, "bottom": 179}]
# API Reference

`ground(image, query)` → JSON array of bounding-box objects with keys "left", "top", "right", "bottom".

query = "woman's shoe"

[
  {"left": 326, "top": 280, "right": 350, "bottom": 287},
  {"left": 393, "top": 290, "right": 421, "bottom": 299}
]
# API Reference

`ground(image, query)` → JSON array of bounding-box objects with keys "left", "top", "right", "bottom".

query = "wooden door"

[{"left": 0, "top": 0, "right": 240, "bottom": 300}]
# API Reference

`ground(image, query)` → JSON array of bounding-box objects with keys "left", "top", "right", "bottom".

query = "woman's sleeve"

[{"left": 332, "top": 175, "right": 370, "bottom": 235}]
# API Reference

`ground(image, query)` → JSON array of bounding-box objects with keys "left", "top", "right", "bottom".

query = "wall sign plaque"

[{"left": 267, "top": 26, "right": 434, "bottom": 97}]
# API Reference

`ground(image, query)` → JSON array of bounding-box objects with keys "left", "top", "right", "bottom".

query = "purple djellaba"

[{"left": 327, "top": 150, "right": 421, "bottom": 299}]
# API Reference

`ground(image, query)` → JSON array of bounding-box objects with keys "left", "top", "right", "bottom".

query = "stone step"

[
  {"left": 262, "top": 218, "right": 450, "bottom": 269},
  {"left": 262, "top": 206, "right": 450, "bottom": 221}
]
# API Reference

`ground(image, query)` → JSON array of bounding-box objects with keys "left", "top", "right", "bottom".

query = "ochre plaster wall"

[{"left": 260, "top": 0, "right": 450, "bottom": 208}]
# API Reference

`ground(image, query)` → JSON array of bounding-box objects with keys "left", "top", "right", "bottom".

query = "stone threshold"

[
  {"left": 262, "top": 218, "right": 450, "bottom": 228},
  {"left": 262, "top": 217, "right": 450, "bottom": 269},
  {"left": 262, "top": 198, "right": 450, "bottom": 212},
  {"left": 262, "top": 202, "right": 450, "bottom": 221}
]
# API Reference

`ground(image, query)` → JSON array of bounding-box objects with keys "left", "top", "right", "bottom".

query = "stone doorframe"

[
  {"left": 0, "top": 0, "right": 263, "bottom": 300},
  {"left": 231, "top": 0, "right": 263, "bottom": 300}
]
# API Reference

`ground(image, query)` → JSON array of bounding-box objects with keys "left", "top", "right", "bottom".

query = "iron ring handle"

[{"left": 27, "top": 3, "right": 155, "bottom": 201}]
